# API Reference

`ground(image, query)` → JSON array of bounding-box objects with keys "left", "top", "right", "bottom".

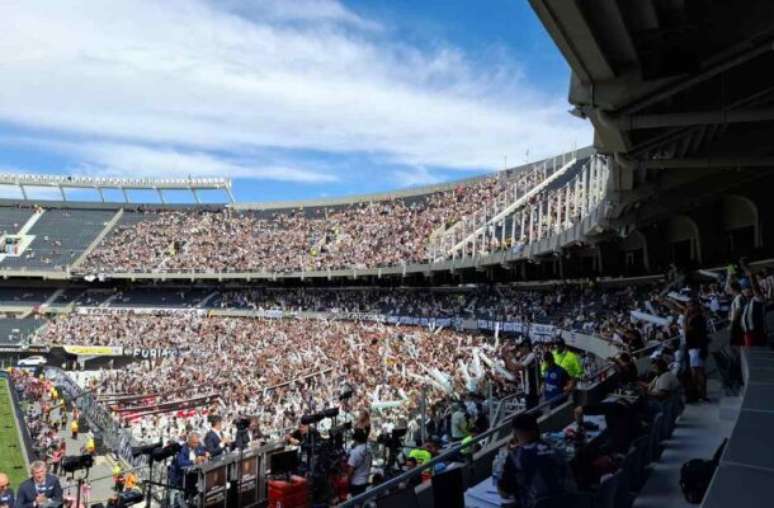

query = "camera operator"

[
  {"left": 15, "top": 461, "right": 63, "bottom": 508},
  {"left": 346, "top": 428, "right": 372, "bottom": 497},
  {"left": 354, "top": 410, "right": 371, "bottom": 437},
  {"left": 287, "top": 422, "right": 321, "bottom": 447}
]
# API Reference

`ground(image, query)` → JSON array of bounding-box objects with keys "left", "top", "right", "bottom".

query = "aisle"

[
  {"left": 633, "top": 380, "right": 738, "bottom": 508},
  {"left": 46, "top": 404, "right": 121, "bottom": 506}
]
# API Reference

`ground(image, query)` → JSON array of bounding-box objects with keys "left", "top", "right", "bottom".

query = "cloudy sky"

[{"left": 0, "top": 0, "right": 592, "bottom": 203}]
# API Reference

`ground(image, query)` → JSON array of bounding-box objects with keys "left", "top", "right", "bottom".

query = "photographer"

[
  {"left": 15, "top": 461, "right": 63, "bottom": 508},
  {"left": 287, "top": 422, "right": 321, "bottom": 447},
  {"left": 346, "top": 428, "right": 372, "bottom": 497}
]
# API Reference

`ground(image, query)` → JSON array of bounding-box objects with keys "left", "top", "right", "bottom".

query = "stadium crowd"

[
  {"left": 80, "top": 163, "right": 558, "bottom": 274},
  {"left": 213, "top": 280, "right": 697, "bottom": 349},
  {"left": 33, "top": 314, "right": 527, "bottom": 446}
]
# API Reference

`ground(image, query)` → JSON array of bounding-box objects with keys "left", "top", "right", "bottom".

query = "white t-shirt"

[
  {"left": 649, "top": 371, "right": 680, "bottom": 395},
  {"left": 450, "top": 410, "right": 467, "bottom": 440},
  {"left": 348, "top": 443, "right": 372, "bottom": 486}
]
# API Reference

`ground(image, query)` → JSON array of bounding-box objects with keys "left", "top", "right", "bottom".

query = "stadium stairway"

[
  {"left": 17, "top": 208, "right": 45, "bottom": 235},
  {"left": 632, "top": 362, "right": 741, "bottom": 507}
]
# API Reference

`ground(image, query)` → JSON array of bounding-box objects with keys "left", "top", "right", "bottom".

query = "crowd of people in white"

[
  {"left": 33, "top": 313, "right": 525, "bottom": 446},
  {"left": 79, "top": 160, "right": 572, "bottom": 274},
  {"left": 25, "top": 274, "right": 733, "bottom": 448}
]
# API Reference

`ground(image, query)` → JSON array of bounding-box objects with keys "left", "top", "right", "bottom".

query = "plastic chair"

[
  {"left": 630, "top": 435, "right": 651, "bottom": 491},
  {"left": 660, "top": 401, "right": 673, "bottom": 441},
  {"left": 615, "top": 449, "right": 638, "bottom": 508},
  {"left": 650, "top": 413, "right": 664, "bottom": 461},
  {"left": 593, "top": 470, "right": 621, "bottom": 508}
]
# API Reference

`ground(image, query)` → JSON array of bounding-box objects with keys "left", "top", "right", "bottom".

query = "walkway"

[{"left": 632, "top": 340, "right": 743, "bottom": 508}]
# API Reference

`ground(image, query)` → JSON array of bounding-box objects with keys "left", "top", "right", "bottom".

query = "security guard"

[{"left": 552, "top": 337, "right": 584, "bottom": 379}]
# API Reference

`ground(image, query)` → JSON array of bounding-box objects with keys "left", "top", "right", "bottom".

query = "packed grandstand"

[
  {"left": 0, "top": 155, "right": 772, "bottom": 507},
  {"left": 4, "top": 0, "right": 774, "bottom": 507}
]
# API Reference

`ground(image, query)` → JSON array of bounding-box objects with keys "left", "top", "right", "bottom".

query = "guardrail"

[
  {"left": 343, "top": 313, "right": 729, "bottom": 506},
  {"left": 340, "top": 392, "right": 569, "bottom": 507}
]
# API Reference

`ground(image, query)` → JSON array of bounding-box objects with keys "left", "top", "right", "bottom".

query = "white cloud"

[
  {"left": 70, "top": 143, "right": 339, "bottom": 183},
  {"left": 0, "top": 0, "right": 591, "bottom": 179},
  {"left": 392, "top": 166, "right": 444, "bottom": 188}
]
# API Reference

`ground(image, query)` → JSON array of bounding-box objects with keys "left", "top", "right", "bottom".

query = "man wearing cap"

[
  {"left": 497, "top": 413, "right": 573, "bottom": 505},
  {"left": 551, "top": 337, "right": 584, "bottom": 379}
]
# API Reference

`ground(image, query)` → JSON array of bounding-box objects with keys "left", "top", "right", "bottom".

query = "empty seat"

[{"left": 593, "top": 470, "right": 621, "bottom": 508}]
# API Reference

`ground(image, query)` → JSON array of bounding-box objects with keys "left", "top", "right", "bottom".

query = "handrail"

[{"left": 339, "top": 392, "right": 567, "bottom": 507}]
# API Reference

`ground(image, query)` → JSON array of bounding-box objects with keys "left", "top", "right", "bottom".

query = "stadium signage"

[
  {"left": 76, "top": 306, "right": 207, "bottom": 316},
  {"left": 63, "top": 345, "right": 124, "bottom": 356},
  {"left": 125, "top": 347, "right": 180, "bottom": 359}
]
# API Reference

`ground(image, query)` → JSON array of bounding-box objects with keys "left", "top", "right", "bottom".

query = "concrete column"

[
  {"left": 511, "top": 213, "right": 517, "bottom": 243},
  {"left": 520, "top": 212, "right": 526, "bottom": 241}
]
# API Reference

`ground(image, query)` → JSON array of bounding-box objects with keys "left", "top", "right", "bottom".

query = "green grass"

[{"left": 0, "top": 378, "right": 29, "bottom": 488}]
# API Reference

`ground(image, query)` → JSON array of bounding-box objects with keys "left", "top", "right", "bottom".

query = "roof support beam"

[
  {"left": 641, "top": 157, "right": 774, "bottom": 169},
  {"left": 621, "top": 40, "right": 774, "bottom": 115},
  {"left": 618, "top": 107, "right": 774, "bottom": 130}
]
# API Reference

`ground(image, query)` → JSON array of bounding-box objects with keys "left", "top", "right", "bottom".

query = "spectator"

[
  {"left": 346, "top": 428, "right": 372, "bottom": 497},
  {"left": 643, "top": 358, "right": 681, "bottom": 401},
  {"left": 497, "top": 413, "right": 573, "bottom": 506},
  {"left": 449, "top": 402, "right": 469, "bottom": 442},
  {"left": 542, "top": 352, "right": 574, "bottom": 407},
  {"left": 684, "top": 299, "right": 709, "bottom": 401},
  {"left": 740, "top": 260, "right": 767, "bottom": 347},
  {"left": 612, "top": 352, "right": 639, "bottom": 385}
]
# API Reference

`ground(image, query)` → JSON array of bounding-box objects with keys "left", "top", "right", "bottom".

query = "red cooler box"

[{"left": 268, "top": 475, "right": 309, "bottom": 508}]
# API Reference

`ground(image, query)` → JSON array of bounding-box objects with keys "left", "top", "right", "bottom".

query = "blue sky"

[{"left": 0, "top": 0, "right": 591, "bottom": 203}]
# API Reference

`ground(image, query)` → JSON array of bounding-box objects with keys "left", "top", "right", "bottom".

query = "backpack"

[{"left": 679, "top": 438, "right": 727, "bottom": 504}]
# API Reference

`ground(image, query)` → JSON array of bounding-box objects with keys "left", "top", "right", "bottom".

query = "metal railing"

[
  {"left": 343, "top": 313, "right": 730, "bottom": 506},
  {"left": 340, "top": 392, "right": 568, "bottom": 507}
]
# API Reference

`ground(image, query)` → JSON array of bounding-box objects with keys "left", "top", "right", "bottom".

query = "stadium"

[{"left": 1, "top": 1, "right": 773, "bottom": 508}]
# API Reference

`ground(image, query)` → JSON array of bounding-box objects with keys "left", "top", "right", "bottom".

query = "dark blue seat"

[{"left": 534, "top": 492, "right": 593, "bottom": 508}]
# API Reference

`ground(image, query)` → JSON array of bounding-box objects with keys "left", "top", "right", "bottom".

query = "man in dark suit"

[
  {"left": 169, "top": 433, "right": 209, "bottom": 490},
  {"left": 15, "top": 461, "right": 63, "bottom": 508},
  {"left": 204, "top": 416, "right": 229, "bottom": 459}
]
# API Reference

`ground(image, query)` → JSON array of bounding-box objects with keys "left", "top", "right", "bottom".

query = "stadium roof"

[
  {"left": 0, "top": 173, "right": 234, "bottom": 203},
  {"left": 531, "top": 0, "right": 774, "bottom": 169}
]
